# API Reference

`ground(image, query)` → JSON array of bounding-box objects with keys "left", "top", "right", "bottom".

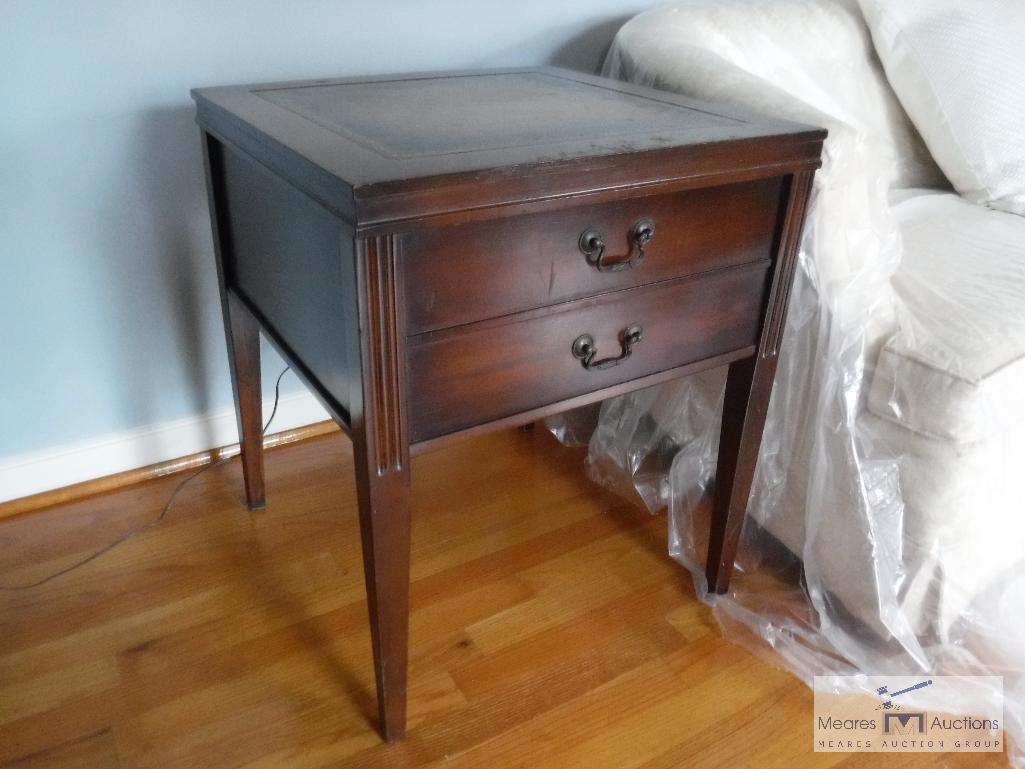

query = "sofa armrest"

[
  {"left": 604, "top": 0, "right": 926, "bottom": 346},
  {"left": 604, "top": 0, "right": 942, "bottom": 191}
]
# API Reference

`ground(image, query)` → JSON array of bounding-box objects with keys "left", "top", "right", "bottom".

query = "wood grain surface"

[
  {"left": 406, "top": 264, "right": 769, "bottom": 442},
  {"left": 0, "top": 429, "right": 1008, "bottom": 768},
  {"left": 400, "top": 177, "right": 783, "bottom": 335},
  {"left": 193, "top": 67, "right": 825, "bottom": 226}
]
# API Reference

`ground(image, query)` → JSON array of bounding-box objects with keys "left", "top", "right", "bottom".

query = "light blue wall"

[{"left": 1, "top": 1, "right": 651, "bottom": 459}]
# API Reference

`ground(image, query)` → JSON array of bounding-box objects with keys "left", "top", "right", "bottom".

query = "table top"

[{"left": 194, "top": 67, "right": 824, "bottom": 225}]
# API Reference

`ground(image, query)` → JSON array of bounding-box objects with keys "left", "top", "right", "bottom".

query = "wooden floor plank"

[
  {"left": 0, "top": 728, "right": 121, "bottom": 769},
  {"left": 0, "top": 428, "right": 1010, "bottom": 768}
]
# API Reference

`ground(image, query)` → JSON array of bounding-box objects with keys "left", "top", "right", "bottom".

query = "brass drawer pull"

[
  {"left": 571, "top": 323, "right": 644, "bottom": 370},
  {"left": 578, "top": 218, "right": 656, "bottom": 273}
]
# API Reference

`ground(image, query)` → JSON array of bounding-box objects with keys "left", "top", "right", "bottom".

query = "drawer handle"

[
  {"left": 578, "top": 218, "right": 656, "bottom": 273},
  {"left": 571, "top": 323, "right": 644, "bottom": 370}
]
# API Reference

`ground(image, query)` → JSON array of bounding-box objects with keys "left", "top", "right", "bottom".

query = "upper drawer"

[{"left": 401, "top": 177, "right": 784, "bottom": 334}]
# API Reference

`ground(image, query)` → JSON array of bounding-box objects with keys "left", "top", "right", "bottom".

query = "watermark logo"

[
  {"left": 882, "top": 711, "right": 927, "bottom": 735},
  {"left": 814, "top": 676, "right": 1003, "bottom": 753}
]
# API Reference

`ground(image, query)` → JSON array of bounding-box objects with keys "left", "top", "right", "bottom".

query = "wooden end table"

[{"left": 192, "top": 67, "right": 823, "bottom": 741}]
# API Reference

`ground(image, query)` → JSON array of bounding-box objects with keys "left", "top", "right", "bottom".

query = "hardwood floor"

[{"left": 0, "top": 428, "right": 1009, "bottom": 768}]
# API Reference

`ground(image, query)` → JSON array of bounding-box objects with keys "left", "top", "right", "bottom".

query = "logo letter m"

[{"left": 883, "top": 713, "right": 926, "bottom": 735}]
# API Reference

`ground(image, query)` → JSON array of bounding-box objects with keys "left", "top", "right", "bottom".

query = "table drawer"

[
  {"left": 401, "top": 177, "right": 783, "bottom": 335},
  {"left": 407, "top": 262, "right": 770, "bottom": 442}
]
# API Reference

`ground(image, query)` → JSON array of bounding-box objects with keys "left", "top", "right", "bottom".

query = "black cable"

[{"left": 0, "top": 367, "right": 291, "bottom": 591}]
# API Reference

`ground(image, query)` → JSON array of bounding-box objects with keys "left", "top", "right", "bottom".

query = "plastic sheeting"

[{"left": 549, "top": 0, "right": 1025, "bottom": 764}]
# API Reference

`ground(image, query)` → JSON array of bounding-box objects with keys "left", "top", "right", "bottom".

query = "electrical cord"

[{"left": 0, "top": 367, "right": 291, "bottom": 591}]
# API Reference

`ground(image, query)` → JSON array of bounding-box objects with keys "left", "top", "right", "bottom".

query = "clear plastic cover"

[{"left": 550, "top": 0, "right": 1025, "bottom": 764}]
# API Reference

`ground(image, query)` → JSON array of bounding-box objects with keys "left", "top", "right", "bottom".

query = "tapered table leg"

[
  {"left": 225, "top": 292, "right": 266, "bottom": 510},
  {"left": 352, "top": 233, "right": 412, "bottom": 741},
  {"left": 202, "top": 129, "right": 267, "bottom": 511},
  {"left": 706, "top": 170, "right": 814, "bottom": 594},
  {"left": 706, "top": 355, "right": 776, "bottom": 594},
  {"left": 353, "top": 447, "right": 411, "bottom": 742}
]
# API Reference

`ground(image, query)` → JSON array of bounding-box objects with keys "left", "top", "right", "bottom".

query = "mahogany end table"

[{"left": 192, "top": 67, "right": 824, "bottom": 741}]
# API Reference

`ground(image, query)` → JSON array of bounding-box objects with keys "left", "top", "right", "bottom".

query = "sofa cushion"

[
  {"left": 859, "top": 409, "right": 1025, "bottom": 636},
  {"left": 868, "top": 191, "right": 1025, "bottom": 442},
  {"left": 860, "top": 0, "right": 1025, "bottom": 215}
]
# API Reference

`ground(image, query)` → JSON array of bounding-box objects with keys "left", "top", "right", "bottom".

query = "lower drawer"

[{"left": 406, "top": 262, "right": 770, "bottom": 442}]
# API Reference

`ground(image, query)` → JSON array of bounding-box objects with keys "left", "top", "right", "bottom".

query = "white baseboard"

[{"left": 0, "top": 391, "right": 330, "bottom": 504}]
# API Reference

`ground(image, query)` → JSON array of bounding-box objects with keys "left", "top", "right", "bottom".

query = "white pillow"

[{"left": 859, "top": 0, "right": 1025, "bottom": 215}]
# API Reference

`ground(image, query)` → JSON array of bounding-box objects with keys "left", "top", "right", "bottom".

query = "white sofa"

[{"left": 592, "top": 0, "right": 1025, "bottom": 656}]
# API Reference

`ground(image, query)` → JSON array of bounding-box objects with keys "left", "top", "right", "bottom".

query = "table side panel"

[
  {"left": 216, "top": 139, "right": 359, "bottom": 423},
  {"left": 406, "top": 262, "right": 771, "bottom": 443}
]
